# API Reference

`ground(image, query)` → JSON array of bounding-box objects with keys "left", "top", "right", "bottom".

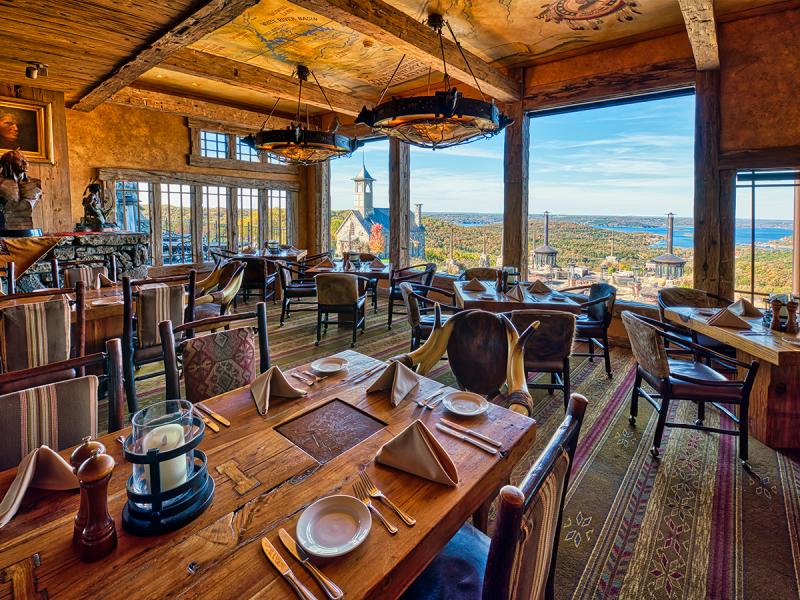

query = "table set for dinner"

[
  {"left": 453, "top": 278, "right": 582, "bottom": 313},
  {"left": 0, "top": 350, "right": 536, "bottom": 599}
]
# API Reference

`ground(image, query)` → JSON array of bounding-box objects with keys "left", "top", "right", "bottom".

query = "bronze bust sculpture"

[{"left": 0, "top": 149, "right": 42, "bottom": 233}]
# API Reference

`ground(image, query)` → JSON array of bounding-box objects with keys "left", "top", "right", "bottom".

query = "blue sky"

[{"left": 330, "top": 94, "right": 793, "bottom": 219}]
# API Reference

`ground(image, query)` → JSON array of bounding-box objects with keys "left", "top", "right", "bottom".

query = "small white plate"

[
  {"left": 91, "top": 297, "right": 123, "bottom": 306},
  {"left": 296, "top": 495, "right": 371, "bottom": 558},
  {"left": 310, "top": 356, "right": 349, "bottom": 374},
  {"left": 442, "top": 391, "right": 489, "bottom": 417}
]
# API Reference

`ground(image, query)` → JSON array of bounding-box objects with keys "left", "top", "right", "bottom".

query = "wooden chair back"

[
  {"left": 0, "top": 281, "right": 86, "bottom": 373},
  {"left": 483, "top": 393, "right": 588, "bottom": 600},
  {"left": 390, "top": 262, "right": 437, "bottom": 288},
  {"left": 122, "top": 272, "right": 196, "bottom": 351},
  {"left": 51, "top": 254, "right": 117, "bottom": 288},
  {"left": 0, "top": 337, "right": 126, "bottom": 468},
  {"left": 657, "top": 287, "right": 732, "bottom": 321},
  {"left": 509, "top": 310, "right": 576, "bottom": 363},
  {"left": 316, "top": 273, "right": 360, "bottom": 306},
  {"left": 399, "top": 282, "right": 423, "bottom": 328},
  {"left": 160, "top": 303, "right": 270, "bottom": 403},
  {"left": 462, "top": 267, "right": 501, "bottom": 281}
]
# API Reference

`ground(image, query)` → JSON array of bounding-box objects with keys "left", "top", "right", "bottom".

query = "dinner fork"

[
  {"left": 359, "top": 471, "right": 415, "bottom": 527},
  {"left": 354, "top": 480, "right": 398, "bottom": 534}
]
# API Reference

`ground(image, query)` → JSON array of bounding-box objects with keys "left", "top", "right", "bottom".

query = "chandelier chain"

[
  {"left": 376, "top": 54, "right": 406, "bottom": 107},
  {"left": 445, "top": 20, "right": 486, "bottom": 102}
]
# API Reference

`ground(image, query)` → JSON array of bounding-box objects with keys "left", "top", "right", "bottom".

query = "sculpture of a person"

[
  {"left": 82, "top": 182, "right": 107, "bottom": 228},
  {"left": 0, "top": 149, "right": 42, "bottom": 231}
]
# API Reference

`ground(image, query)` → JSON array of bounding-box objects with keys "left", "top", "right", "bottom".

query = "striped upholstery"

[
  {"left": 65, "top": 265, "right": 108, "bottom": 290},
  {"left": 136, "top": 284, "right": 185, "bottom": 349},
  {"left": 0, "top": 299, "right": 71, "bottom": 372},
  {"left": 181, "top": 327, "right": 257, "bottom": 403},
  {"left": 0, "top": 376, "right": 99, "bottom": 470},
  {"left": 511, "top": 452, "right": 570, "bottom": 600}
]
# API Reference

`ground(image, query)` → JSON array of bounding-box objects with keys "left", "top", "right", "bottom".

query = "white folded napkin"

[
  {"left": 376, "top": 420, "right": 459, "bottom": 486},
  {"left": 316, "top": 257, "right": 335, "bottom": 268},
  {"left": 97, "top": 273, "right": 116, "bottom": 288},
  {"left": 707, "top": 308, "right": 751, "bottom": 329},
  {"left": 506, "top": 284, "right": 525, "bottom": 302},
  {"left": 463, "top": 278, "right": 487, "bottom": 292},
  {"left": 528, "top": 280, "right": 551, "bottom": 294},
  {"left": 370, "top": 258, "right": 384, "bottom": 269},
  {"left": 729, "top": 298, "right": 762, "bottom": 318},
  {"left": 250, "top": 366, "right": 307, "bottom": 415},
  {"left": 0, "top": 447, "right": 78, "bottom": 528},
  {"left": 367, "top": 361, "right": 420, "bottom": 407}
]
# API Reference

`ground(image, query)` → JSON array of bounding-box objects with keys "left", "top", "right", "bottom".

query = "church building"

[{"left": 333, "top": 164, "right": 426, "bottom": 259}]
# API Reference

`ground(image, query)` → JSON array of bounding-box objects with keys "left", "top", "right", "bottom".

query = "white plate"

[
  {"left": 91, "top": 297, "right": 123, "bottom": 306},
  {"left": 442, "top": 391, "right": 489, "bottom": 417},
  {"left": 310, "top": 356, "right": 349, "bottom": 374},
  {"left": 782, "top": 337, "right": 800, "bottom": 347},
  {"left": 296, "top": 495, "right": 371, "bottom": 558}
]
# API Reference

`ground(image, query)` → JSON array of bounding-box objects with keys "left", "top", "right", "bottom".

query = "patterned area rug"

[{"left": 131, "top": 300, "right": 800, "bottom": 599}]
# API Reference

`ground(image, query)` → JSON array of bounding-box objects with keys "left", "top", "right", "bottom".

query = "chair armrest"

[
  {"left": 560, "top": 284, "right": 592, "bottom": 292},
  {"left": 409, "top": 283, "right": 455, "bottom": 299},
  {"left": 578, "top": 294, "right": 611, "bottom": 309}
]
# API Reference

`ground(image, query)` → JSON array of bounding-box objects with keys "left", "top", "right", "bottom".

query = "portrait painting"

[{"left": 0, "top": 97, "right": 53, "bottom": 163}]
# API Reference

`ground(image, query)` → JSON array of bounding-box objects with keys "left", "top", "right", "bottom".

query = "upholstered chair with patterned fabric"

[
  {"left": 460, "top": 267, "right": 501, "bottom": 281},
  {"left": 0, "top": 338, "right": 126, "bottom": 470},
  {"left": 52, "top": 254, "right": 117, "bottom": 289},
  {"left": 315, "top": 273, "right": 367, "bottom": 348},
  {"left": 509, "top": 310, "right": 576, "bottom": 409},
  {"left": 193, "top": 260, "right": 246, "bottom": 320},
  {"left": 122, "top": 273, "right": 195, "bottom": 414},
  {"left": 160, "top": 303, "right": 270, "bottom": 404},
  {"left": 0, "top": 282, "right": 86, "bottom": 393},
  {"left": 399, "top": 282, "right": 459, "bottom": 351},
  {"left": 621, "top": 311, "right": 759, "bottom": 466},
  {"left": 401, "top": 394, "right": 588, "bottom": 600}
]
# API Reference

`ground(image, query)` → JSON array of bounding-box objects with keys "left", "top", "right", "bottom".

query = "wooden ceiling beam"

[
  {"left": 284, "top": 0, "right": 520, "bottom": 102},
  {"left": 161, "top": 49, "right": 368, "bottom": 117},
  {"left": 678, "top": 0, "right": 720, "bottom": 70},
  {"left": 71, "top": 0, "right": 261, "bottom": 112}
]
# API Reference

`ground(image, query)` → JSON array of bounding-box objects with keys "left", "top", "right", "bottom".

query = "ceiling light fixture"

[
  {"left": 355, "top": 13, "right": 512, "bottom": 150},
  {"left": 244, "top": 65, "right": 361, "bottom": 166}
]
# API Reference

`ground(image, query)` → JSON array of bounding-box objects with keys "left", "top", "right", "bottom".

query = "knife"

[
  {"left": 198, "top": 412, "right": 219, "bottom": 433},
  {"left": 261, "top": 538, "right": 319, "bottom": 600},
  {"left": 195, "top": 403, "right": 231, "bottom": 427},
  {"left": 278, "top": 529, "right": 344, "bottom": 600},
  {"left": 436, "top": 423, "right": 498, "bottom": 455}
]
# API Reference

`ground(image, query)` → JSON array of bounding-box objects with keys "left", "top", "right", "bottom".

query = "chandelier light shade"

[
  {"left": 244, "top": 65, "right": 361, "bottom": 165},
  {"left": 355, "top": 13, "right": 513, "bottom": 150}
]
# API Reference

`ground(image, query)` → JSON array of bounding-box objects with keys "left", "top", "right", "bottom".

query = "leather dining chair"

[
  {"left": 562, "top": 282, "right": 616, "bottom": 378},
  {"left": 401, "top": 394, "right": 588, "bottom": 600},
  {"left": 276, "top": 261, "right": 318, "bottom": 325},
  {"left": 0, "top": 338, "right": 125, "bottom": 470},
  {"left": 459, "top": 267, "right": 501, "bottom": 281},
  {"left": 192, "top": 260, "right": 246, "bottom": 319},
  {"left": 622, "top": 311, "right": 759, "bottom": 466},
  {"left": 399, "top": 282, "right": 459, "bottom": 351},
  {"left": 387, "top": 262, "right": 437, "bottom": 329},
  {"left": 314, "top": 273, "right": 367, "bottom": 348},
  {"left": 160, "top": 302, "right": 270, "bottom": 404},
  {"left": 509, "top": 309, "right": 576, "bottom": 409}
]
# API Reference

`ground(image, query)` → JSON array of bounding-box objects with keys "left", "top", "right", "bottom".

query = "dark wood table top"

[
  {"left": 258, "top": 248, "right": 308, "bottom": 261},
  {"left": 306, "top": 260, "right": 392, "bottom": 279},
  {"left": 663, "top": 306, "right": 800, "bottom": 366},
  {"left": 0, "top": 350, "right": 536, "bottom": 599},
  {"left": 452, "top": 280, "right": 582, "bottom": 314}
]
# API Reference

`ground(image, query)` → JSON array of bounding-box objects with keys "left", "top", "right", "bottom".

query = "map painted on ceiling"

[
  {"left": 537, "top": 0, "right": 642, "bottom": 31},
  {"left": 191, "top": 0, "right": 430, "bottom": 98}
]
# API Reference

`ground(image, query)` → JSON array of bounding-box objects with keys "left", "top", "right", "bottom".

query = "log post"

[
  {"left": 301, "top": 162, "right": 331, "bottom": 255},
  {"left": 693, "top": 69, "right": 733, "bottom": 297},
  {"left": 389, "top": 138, "right": 411, "bottom": 269},
  {"left": 503, "top": 101, "right": 530, "bottom": 278}
]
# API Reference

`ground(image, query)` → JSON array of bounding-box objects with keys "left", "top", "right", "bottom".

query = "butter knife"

[
  {"left": 261, "top": 538, "right": 318, "bottom": 600},
  {"left": 195, "top": 403, "right": 231, "bottom": 427},
  {"left": 436, "top": 423, "right": 498, "bottom": 455},
  {"left": 278, "top": 529, "right": 344, "bottom": 600},
  {"left": 198, "top": 412, "right": 219, "bottom": 433}
]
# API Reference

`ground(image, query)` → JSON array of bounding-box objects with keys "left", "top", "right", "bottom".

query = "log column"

[
  {"left": 693, "top": 70, "right": 734, "bottom": 298},
  {"left": 389, "top": 138, "right": 411, "bottom": 269},
  {"left": 301, "top": 162, "right": 331, "bottom": 254},
  {"left": 503, "top": 101, "right": 530, "bottom": 278},
  {"left": 794, "top": 180, "right": 800, "bottom": 295}
]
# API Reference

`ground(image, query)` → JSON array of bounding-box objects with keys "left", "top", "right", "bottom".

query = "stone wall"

[{"left": 21, "top": 232, "right": 149, "bottom": 289}]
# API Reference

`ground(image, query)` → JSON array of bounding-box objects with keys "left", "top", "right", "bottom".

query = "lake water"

[{"left": 600, "top": 225, "right": 793, "bottom": 248}]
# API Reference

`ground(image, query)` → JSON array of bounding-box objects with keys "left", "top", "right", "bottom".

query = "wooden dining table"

[
  {"left": 0, "top": 350, "right": 536, "bottom": 599},
  {"left": 305, "top": 260, "right": 392, "bottom": 279},
  {"left": 452, "top": 280, "right": 582, "bottom": 314},
  {"left": 663, "top": 306, "right": 800, "bottom": 449}
]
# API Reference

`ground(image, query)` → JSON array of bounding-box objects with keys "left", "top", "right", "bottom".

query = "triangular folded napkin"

[
  {"left": 0, "top": 446, "right": 78, "bottom": 528},
  {"left": 97, "top": 273, "right": 116, "bottom": 288},
  {"left": 729, "top": 298, "right": 762, "bottom": 318},
  {"left": 370, "top": 258, "right": 385, "bottom": 269},
  {"left": 250, "top": 366, "right": 307, "bottom": 415},
  {"left": 317, "top": 257, "right": 335, "bottom": 268},
  {"left": 506, "top": 284, "right": 525, "bottom": 302},
  {"left": 528, "top": 280, "right": 551, "bottom": 294},
  {"left": 463, "top": 278, "right": 487, "bottom": 292},
  {"left": 707, "top": 308, "right": 751, "bottom": 329},
  {"left": 376, "top": 420, "right": 459, "bottom": 486},
  {"left": 367, "top": 361, "right": 420, "bottom": 407}
]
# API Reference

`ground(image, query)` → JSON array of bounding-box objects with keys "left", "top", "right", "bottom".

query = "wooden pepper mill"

[
  {"left": 770, "top": 299, "right": 784, "bottom": 332},
  {"left": 75, "top": 449, "right": 117, "bottom": 563},
  {"left": 69, "top": 437, "right": 106, "bottom": 545},
  {"left": 787, "top": 299, "right": 798, "bottom": 335}
]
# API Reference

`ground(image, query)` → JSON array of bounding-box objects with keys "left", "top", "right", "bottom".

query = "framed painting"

[{"left": 0, "top": 96, "right": 53, "bottom": 163}]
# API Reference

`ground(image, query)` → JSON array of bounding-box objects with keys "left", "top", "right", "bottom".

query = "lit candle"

[{"left": 142, "top": 424, "right": 187, "bottom": 493}]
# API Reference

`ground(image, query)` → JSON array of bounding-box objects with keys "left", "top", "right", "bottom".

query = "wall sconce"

[{"left": 25, "top": 63, "right": 48, "bottom": 80}]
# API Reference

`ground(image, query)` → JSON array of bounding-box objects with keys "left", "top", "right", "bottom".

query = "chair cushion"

[
  {"left": 194, "top": 302, "right": 222, "bottom": 320},
  {"left": 181, "top": 327, "right": 257, "bottom": 404},
  {"left": 286, "top": 285, "right": 317, "bottom": 298},
  {"left": 65, "top": 265, "right": 108, "bottom": 289},
  {"left": 401, "top": 522, "right": 489, "bottom": 600},
  {"left": 0, "top": 299, "right": 71, "bottom": 372},
  {"left": 0, "top": 376, "right": 98, "bottom": 471},
  {"left": 667, "top": 359, "right": 743, "bottom": 402},
  {"left": 524, "top": 359, "right": 565, "bottom": 372},
  {"left": 136, "top": 284, "right": 185, "bottom": 349}
]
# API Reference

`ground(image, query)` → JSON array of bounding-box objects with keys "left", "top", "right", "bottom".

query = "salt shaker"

[
  {"left": 69, "top": 437, "right": 106, "bottom": 545},
  {"left": 75, "top": 450, "right": 117, "bottom": 562}
]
